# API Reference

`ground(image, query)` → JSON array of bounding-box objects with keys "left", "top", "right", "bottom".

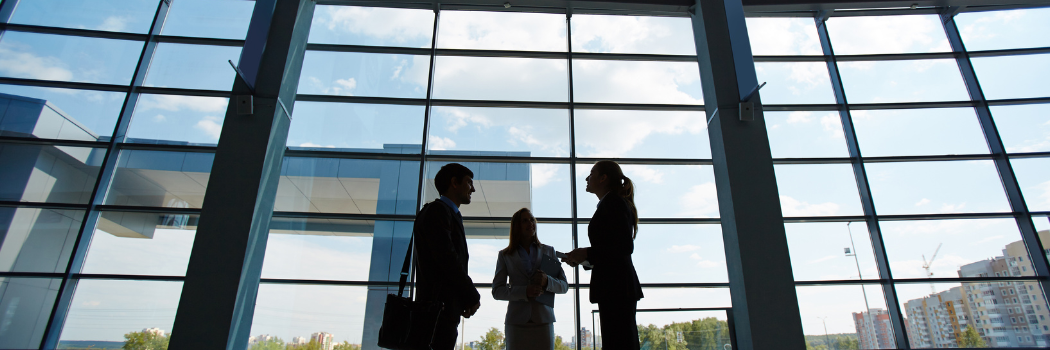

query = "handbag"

[{"left": 377, "top": 233, "right": 445, "bottom": 350}]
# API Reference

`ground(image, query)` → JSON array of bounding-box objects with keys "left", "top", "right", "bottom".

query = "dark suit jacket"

[
  {"left": 587, "top": 195, "right": 644, "bottom": 304},
  {"left": 413, "top": 199, "right": 481, "bottom": 314}
]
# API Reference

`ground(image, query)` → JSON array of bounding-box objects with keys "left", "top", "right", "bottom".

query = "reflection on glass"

[
  {"left": 775, "top": 164, "right": 863, "bottom": 217},
  {"left": 288, "top": 102, "right": 424, "bottom": 151},
  {"left": 766, "top": 111, "right": 849, "bottom": 158},
  {"left": 571, "top": 15, "right": 696, "bottom": 55},
  {"left": 864, "top": 160, "right": 1009, "bottom": 215},
  {"left": 298, "top": 52, "right": 428, "bottom": 98},
  {"left": 59, "top": 280, "right": 182, "bottom": 344},
  {"left": 439, "top": 11, "right": 566, "bottom": 52},
  {"left": 837, "top": 60, "right": 969, "bottom": 103},
  {"left": 105, "top": 150, "right": 214, "bottom": 208},
  {"left": 143, "top": 44, "right": 241, "bottom": 91},
  {"left": 275, "top": 158, "right": 420, "bottom": 215},
  {"left": 250, "top": 284, "right": 368, "bottom": 347},
  {"left": 852, "top": 108, "right": 988, "bottom": 157},
  {"left": 0, "top": 143, "right": 104, "bottom": 204},
  {"left": 0, "top": 277, "right": 60, "bottom": 349},
  {"left": 82, "top": 212, "right": 197, "bottom": 276},
  {"left": 754, "top": 62, "right": 835, "bottom": 105},
  {"left": 896, "top": 280, "right": 1050, "bottom": 348},
  {"left": 0, "top": 207, "right": 82, "bottom": 273},
  {"left": 0, "top": 85, "right": 124, "bottom": 140},
  {"left": 127, "top": 94, "right": 229, "bottom": 145},
  {"left": 9, "top": 0, "right": 158, "bottom": 33},
  {"left": 161, "top": 0, "right": 255, "bottom": 40},
  {"left": 992, "top": 104, "right": 1050, "bottom": 153},
  {"left": 572, "top": 60, "right": 702, "bottom": 104},
  {"left": 880, "top": 218, "right": 1027, "bottom": 280},
  {"left": 309, "top": 5, "right": 434, "bottom": 47},
  {"left": 826, "top": 15, "right": 950, "bottom": 55},
  {"left": 433, "top": 56, "right": 567, "bottom": 102},
  {"left": 956, "top": 8, "right": 1050, "bottom": 51},
  {"left": 576, "top": 163, "right": 718, "bottom": 219},
  {"left": 262, "top": 217, "right": 375, "bottom": 281},
  {"left": 1010, "top": 158, "right": 1050, "bottom": 212},
  {"left": 786, "top": 222, "right": 878, "bottom": 281},
  {"left": 424, "top": 161, "right": 571, "bottom": 218},
  {"left": 574, "top": 110, "right": 710, "bottom": 159},
  {"left": 0, "top": 31, "right": 143, "bottom": 85},
  {"left": 795, "top": 285, "right": 891, "bottom": 349},
  {"left": 746, "top": 17, "right": 823, "bottom": 56},
  {"left": 972, "top": 54, "right": 1050, "bottom": 100},
  {"left": 428, "top": 107, "right": 569, "bottom": 157},
  {"left": 631, "top": 224, "right": 727, "bottom": 283}
]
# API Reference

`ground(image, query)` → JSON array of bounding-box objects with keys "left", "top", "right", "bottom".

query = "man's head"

[{"left": 435, "top": 163, "right": 475, "bottom": 206}]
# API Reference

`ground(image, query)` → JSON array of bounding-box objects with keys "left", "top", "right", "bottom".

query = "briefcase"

[{"left": 377, "top": 234, "right": 445, "bottom": 350}]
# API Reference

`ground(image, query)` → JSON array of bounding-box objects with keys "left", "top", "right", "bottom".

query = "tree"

[
  {"left": 123, "top": 330, "right": 169, "bottom": 350},
  {"left": 957, "top": 326, "right": 987, "bottom": 348},
  {"left": 333, "top": 341, "right": 361, "bottom": 350},
  {"left": 834, "top": 336, "right": 858, "bottom": 350},
  {"left": 555, "top": 336, "right": 573, "bottom": 350},
  {"left": 248, "top": 338, "right": 285, "bottom": 350},
  {"left": 476, "top": 327, "right": 505, "bottom": 350}
]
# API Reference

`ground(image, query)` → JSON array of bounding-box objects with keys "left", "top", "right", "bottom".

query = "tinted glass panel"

[
  {"left": 775, "top": 164, "right": 863, "bottom": 217},
  {"left": 631, "top": 224, "right": 728, "bottom": 283},
  {"left": 309, "top": 5, "right": 434, "bottom": 47},
  {"left": 754, "top": 62, "right": 835, "bottom": 104},
  {"left": 127, "top": 95, "right": 229, "bottom": 146},
  {"left": 572, "top": 60, "right": 702, "bottom": 104},
  {"left": 956, "top": 8, "right": 1050, "bottom": 51},
  {"left": 143, "top": 44, "right": 241, "bottom": 91},
  {"left": 766, "top": 111, "right": 849, "bottom": 158},
  {"left": 9, "top": 0, "right": 158, "bottom": 34},
  {"left": 428, "top": 107, "right": 569, "bottom": 157},
  {"left": 161, "top": 0, "right": 255, "bottom": 40},
  {"left": 865, "top": 160, "right": 1009, "bottom": 215},
  {"left": 571, "top": 15, "right": 696, "bottom": 55},
  {"left": 0, "top": 277, "right": 59, "bottom": 350},
  {"left": 881, "top": 218, "right": 1027, "bottom": 279},
  {"left": 0, "top": 143, "right": 104, "bottom": 204},
  {"left": 852, "top": 108, "right": 988, "bottom": 157},
  {"left": 575, "top": 163, "right": 718, "bottom": 219},
  {"left": 424, "top": 161, "right": 571, "bottom": 218},
  {"left": 433, "top": 56, "right": 567, "bottom": 102},
  {"left": 837, "top": 60, "right": 969, "bottom": 104},
  {"left": 439, "top": 11, "right": 566, "bottom": 51},
  {"left": 993, "top": 104, "right": 1050, "bottom": 153},
  {"left": 972, "top": 54, "right": 1050, "bottom": 100},
  {"left": 59, "top": 280, "right": 182, "bottom": 344},
  {"left": 298, "top": 52, "right": 429, "bottom": 98},
  {"left": 275, "top": 158, "right": 420, "bottom": 216},
  {"left": 288, "top": 102, "right": 424, "bottom": 152},
  {"left": 786, "top": 222, "right": 878, "bottom": 281},
  {"left": 1011, "top": 158, "right": 1050, "bottom": 212},
  {"left": 826, "top": 15, "right": 950, "bottom": 54},
  {"left": 261, "top": 218, "right": 377, "bottom": 281},
  {"left": 250, "top": 284, "right": 369, "bottom": 346},
  {"left": 0, "top": 85, "right": 124, "bottom": 140},
  {"left": 105, "top": 150, "right": 214, "bottom": 208},
  {"left": 0, "top": 207, "right": 82, "bottom": 273},
  {"left": 796, "top": 285, "right": 892, "bottom": 349},
  {"left": 746, "top": 17, "right": 823, "bottom": 56},
  {"left": 82, "top": 212, "right": 197, "bottom": 276},
  {"left": 0, "top": 32, "right": 142, "bottom": 85},
  {"left": 574, "top": 110, "right": 710, "bottom": 159}
]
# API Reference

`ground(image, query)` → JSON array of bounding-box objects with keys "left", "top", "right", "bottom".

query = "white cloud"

[
  {"left": 939, "top": 202, "right": 967, "bottom": 213},
  {"left": 808, "top": 255, "right": 837, "bottom": 264},
  {"left": 442, "top": 108, "right": 492, "bottom": 133},
  {"left": 688, "top": 253, "right": 721, "bottom": 268},
  {"left": 745, "top": 18, "right": 823, "bottom": 55},
  {"left": 194, "top": 116, "right": 223, "bottom": 140},
  {"left": 679, "top": 183, "right": 719, "bottom": 217},
  {"left": 298, "top": 142, "right": 334, "bottom": 148},
  {"left": 914, "top": 198, "right": 930, "bottom": 206},
  {"left": 153, "top": 114, "right": 166, "bottom": 122},
  {"left": 438, "top": 11, "right": 566, "bottom": 52},
  {"left": 668, "top": 245, "right": 701, "bottom": 253},
  {"left": 319, "top": 6, "right": 433, "bottom": 46},
  {"left": 97, "top": 16, "right": 129, "bottom": 32},
  {"left": 820, "top": 114, "right": 844, "bottom": 139},
  {"left": 826, "top": 15, "right": 947, "bottom": 55},
  {"left": 0, "top": 46, "right": 74, "bottom": 81},
  {"left": 575, "top": 110, "right": 705, "bottom": 158},
  {"left": 531, "top": 164, "right": 559, "bottom": 189},
  {"left": 625, "top": 165, "right": 664, "bottom": 184},
  {"left": 780, "top": 196, "right": 840, "bottom": 216},
  {"left": 428, "top": 135, "right": 456, "bottom": 150},
  {"left": 571, "top": 15, "right": 695, "bottom": 55},
  {"left": 786, "top": 111, "right": 813, "bottom": 123},
  {"left": 138, "top": 95, "right": 228, "bottom": 113}
]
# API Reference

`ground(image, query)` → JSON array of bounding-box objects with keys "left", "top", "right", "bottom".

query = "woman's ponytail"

[{"left": 621, "top": 176, "right": 639, "bottom": 239}]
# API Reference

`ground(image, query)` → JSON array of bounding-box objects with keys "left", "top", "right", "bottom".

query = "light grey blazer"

[{"left": 492, "top": 244, "right": 568, "bottom": 324}]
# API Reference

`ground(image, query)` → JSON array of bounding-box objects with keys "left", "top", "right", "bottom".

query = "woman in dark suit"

[{"left": 564, "top": 160, "right": 643, "bottom": 350}]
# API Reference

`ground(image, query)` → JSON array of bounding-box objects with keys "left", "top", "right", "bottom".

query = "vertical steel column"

[
  {"left": 38, "top": 1, "right": 171, "bottom": 348},
  {"left": 167, "top": 0, "right": 313, "bottom": 348},
  {"left": 565, "top": 10, "right": 583, "bottom": 350},
  {"left": 941, "top": 11, "right": 1050, "bottom": 294},
  {"left": 689, "top": 1, "right": 803, "bottom": 350},
  {"left": 0, "top": 0, "right": 19, "bottom": 40},
  {"left": 814, "top": 13, "right": 910, "bottom": 349}
]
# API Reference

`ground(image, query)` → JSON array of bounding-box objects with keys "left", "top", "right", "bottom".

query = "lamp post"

[
  {"left": 819, "top": 316, "right": 833, "bottom": 350},
  {"left": 846, "top": 222, "right": 874, "bottom": 348}
]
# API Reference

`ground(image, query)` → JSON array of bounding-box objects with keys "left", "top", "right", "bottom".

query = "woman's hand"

[
  {"left": 565, "top": 247, "right": 588, "bottom": 265},
  {"left": 526, "top": 284, "right": 543, "bottom": 298}
]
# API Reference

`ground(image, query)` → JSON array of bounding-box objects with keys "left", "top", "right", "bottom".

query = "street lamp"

[
  {"left": 818, "top": 316, "right": 833, "bottom": 350},
  {"left": 846, "top": 222, "right": 874, "bottom": 348}
]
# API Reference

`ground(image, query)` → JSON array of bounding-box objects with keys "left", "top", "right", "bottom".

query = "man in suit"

[{"left": 414, "top": 163, "right": 481, "bottom": 350}]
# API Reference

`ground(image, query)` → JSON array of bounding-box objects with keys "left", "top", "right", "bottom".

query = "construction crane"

[{"left": 922, "top": 243, "right": 943, "bottom": 294}]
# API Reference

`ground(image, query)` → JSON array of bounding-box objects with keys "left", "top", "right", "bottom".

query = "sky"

[{"left": 2, "top": 0, "right": 1050, "bottom": 347}]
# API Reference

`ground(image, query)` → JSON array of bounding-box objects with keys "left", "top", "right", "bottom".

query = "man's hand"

[
  {"left": 462, "top": 301, "right": 481, "bottom": 318},
  {"left": 564, "top": 247, "right": 588, "bottom": 265}
]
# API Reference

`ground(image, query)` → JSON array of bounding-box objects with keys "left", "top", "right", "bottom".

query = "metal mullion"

[
  {"left": 566, "top": 12, "right": 582, "bottom": 350},
  {"left": 571, "top": 102, "right": 704, "bottom": 111},
  {"left": 306, "top": 43, "right": 431, "bottom": 55},
  {"left": 859, "top": 212, "right": 1014, "bottom": 221},
  {"left": 783, "top": 215, "right": 867, "bottom": 223},
  {"left": 860, "top": 153, "right": 994, "bottom": 163},
  {"left": 0, "top": 23, "right": 148, "bottom": 41},
  {"left": 136, "top": 86, "right": 232, "bottom": 98},
  {"left": 574, "top": 157, "right": 712, "bottom": 165},
  {"left": 153, "top": 35, "right": 245, "bottom": 47},
  {"left": 408, "top": 3, "right": 440, "bottom": 300},
  {"left": 295, "top": 94, "right": 427, "bottom": 105},
  {"left": 95, "top": 205, "right": 202, "bottom": 215},
  {"left": 424, "top": 154, "right": 569, "bottom": 164},
  {"left": 752, "top": 55, "right": 826, "bottom": 62},
  {"left": 71, "top": 274, "right": 185, "bottom": 282},
  {"left": 0, "top": 272, "right": 65, "bottom": 279},
  {"left": 0, "top": 77, "right": 129, "bottom": 92},
  {"left": 968, "top": 46, "right": 1050, "bottom": 58},
  {"left": 835, "top": 52, "right": 957, "bottom": 61},
  {"left": 271, "top": 211, "right": 414, "bottom": 221},
  {"left": 436, "top": 47, "right": 568, "bottom": 59},
  {"left": 987, "top": 96, "right": 1050, "bottom": 106},
  {"left": 848, "top": 100, "right": 974, "bottom": 110},
  {"left": 762, "top": 104, "right": 840, "bottom": 111},
  {"left": 39, "top": 1, "right": 170, "bottom": 348},
  {"left": 283, "top": 149, "right": 423, "bottom": 161},
  {"left": 0, "top": 136, "right": 108, "bottom": 148},
  {"left": 772, "top": 157, "right": 852, "bottom": 164},
  {"left": 942, "top": 11, "right": 1050, "bottom": 303},
  {"left": 116, "top": 143, "right": 216, "bottom": 153},
  {"left": 571, "top": 52, "right": 697, "bottom": 62},
  {"left": 795, "top": 276, "right": 1046, "bottom": 285},
  {"left": 1009, "top": 151, "right": 1050, "bottom": 159},
  {"left": 430, "top": 98, "right": 569, "bottom": 109},
  {"left": 0, "top": 201, "right": 87, "bottom": 211},
  {"left": 816, "top": 16, "right": 910, "bottom": 349}
]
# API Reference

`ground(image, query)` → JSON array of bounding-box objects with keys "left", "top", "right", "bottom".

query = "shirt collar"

[{"left": 438, "top": 195, "right": 460, "bottom": 215}]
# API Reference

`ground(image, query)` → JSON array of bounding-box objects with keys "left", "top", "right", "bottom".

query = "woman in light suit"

[{"left": 492, "top": 208, "right": 568, "bottom": 350}]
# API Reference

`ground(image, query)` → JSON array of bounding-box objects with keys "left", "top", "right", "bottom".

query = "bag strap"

[{"left": 397, "top": 233, "right": 413, "bottom": 297}]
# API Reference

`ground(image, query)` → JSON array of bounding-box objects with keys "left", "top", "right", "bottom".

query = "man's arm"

[{"left": 414, "top": 206, "right": 481, "bottom": 305}]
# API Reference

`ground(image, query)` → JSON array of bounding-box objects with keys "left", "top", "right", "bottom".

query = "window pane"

[
  {"left": 433, "top": 56, "right": 567, "bottom": 102},
  {"left": 571, "top": 15, "right": 696, "bottom": 55},
  {"left": 0, "top": 32, "right": 142, "bottom": 85},
  {"left": 785, "top": 222, "right": 878, "bottom": 281},
  {"left": 837, "top": 60, "right": 969, "bottom": 103},
  {"left": 0, "top": 207, "right": 82, "bottom": 273},
  {"left": 796, "top": 285, "right": 892, "bottom": 349},
  {"left": 0, "top": 143, "right": 104, "bottom": 204},
  {"left": 575, "top": 163, "right": 718, "bottom": 219},
  {"left": 865, "top": 160, "right": 1009, "bottom": 215},
  {"left": 574, "top": 110, "right": 710, "bottom": 159},
  {"left": 881, "top": 218, "right": 1026, "bottom": 279},
  {"left": 0, "top": 277, "right": 60, "bottom": 349},
  {"left": 972, "top": 54, "right": 1050, "bottom": 100},
  {"left": 572, "top": 60, "right": 702, "bottom": 104},
  {"left": 105, "top": 150, "right": 214, "bottom": 208},
  {"left": 956, "top": 8, "right": 1050, "bottom": 51},
  {"left": 144, "top": 44, "right": 241, "bottom": 91},
  {"left": 298, "top": 52, "right": 429, "bottom": 98},
  {"left": 0, "top": 85, "right": 124, "bottom": 140},
  {"left": 826, "top": 15, "right": 950, "bottom": 55},
  {"left": 775, "top": 164, "right": 863, "bottom": 217},
  {"left": 993, "top": 104, "right": 1050, "bottom": 153},
  {"left": 59, "top": 280, "right": 182, "bottom": 344},
  {"left": 428, "top": 107, "right": 569, "bottom": 157},
  {"left": 161, "top": 0, "right": 255, "bottom": 40},
  {"left": 250, "top": 284, "right": 368, "bottom": 346},
  {"left": 127, "top": 94, "right": 229, "bottom": 146},
  {"left": 632, "top": 224, "right": 728, "bottom": 283},
  {"left": 288, "top": 102, "right": 424, "bottom": 152},
  {"left": 262, "top": 218, "right": 376, "bottom": 281},
  {"left": 309, "top": 5, "right": 434, "bottom": 47},
  {"left": 766, "top": 111, "right": 849, "bottom": 158},
  {"left": 746, "top": 17, "right": 823, "bottom": 56},
  {"left": 1011, "top": 158, "right": 1050, "bottom": 212},
  {"left": 754, "top": 62, "right": 836, "bottom": 104},
  {"left": 83, "top": 212, "right": 197, "bottom": 276},
  {"left": 631, "top": 310, "right": 732, "bottom": 350},
  {"left": 852, "top": 108, "right": 988, "bottom": 157},
  {"left": 424, "top": 161, "right": 571, "bottom": 218},
  {"left": 9, "top": 0, "right": 158, "bottom": 34},
  {"left": 439, "top": 11, "right": 566, "bottom": 51},
  {"left": 276, "top": 158, "right": 420, "bottom": 216}
]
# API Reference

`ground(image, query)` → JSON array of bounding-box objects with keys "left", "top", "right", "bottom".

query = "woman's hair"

[
  {"left": 503, "top": 208, "right": 541, "bottom": 253},
  {"left": 593, "top": 160, "right": 639, "bottom": 239}
]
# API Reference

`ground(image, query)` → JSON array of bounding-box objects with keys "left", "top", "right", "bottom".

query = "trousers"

[{"left": 598, "top": 301, "right": 639, "bottom": 350}]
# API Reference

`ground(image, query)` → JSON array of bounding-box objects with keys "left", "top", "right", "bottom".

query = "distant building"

[
  {"left": 853, "top": 308, "right": 892, "bottom": 349},
  {"left": 248, "top": 334, "right": 275, "bottom": 345},
  {"left": 312, "top": 332, "right": 335, "bottom": 350},
  {"left": 904, "top": 287, "right": 970, "bottom": 348},
  {"left": 291, "top": 336, "right": 308, "bottom": 346},
  {"left": 142, "top": 328, "right": 167, "bottom": 336}
]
